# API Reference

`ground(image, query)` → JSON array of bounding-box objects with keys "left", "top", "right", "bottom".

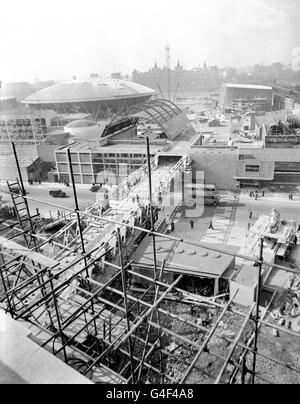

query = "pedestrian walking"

[
  {"left": 171, "top": 221, "right": 175, "bottom": 232},
  {"left": 208, "top": 220, "right": 214, "bottom": 230},
  {"left": 293, "top": 234, "right": 298, "bottom": 245},
  {"left": 248, "top": 222, "right": 251, "bottom": 230},
  {"left": 255, "top": 191, "right": 258, "bottom": 200},
  {"left": 249, "top": 211, "right": 252, "bottom": 219},
  {"left": 189, "top": 219, "right": 194, "bottom": 229},
  {"left": 262, "top": 190, "right": 265, "bottom": 197}
]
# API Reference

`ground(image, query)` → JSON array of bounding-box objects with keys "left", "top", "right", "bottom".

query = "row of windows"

[
  {"left": 92, "top": 155, "right": 147, "bottom": 160},
  {"left": 57, "top": 163, "right": 140, "bottom": 175},
  {"left": 274, "top": 162, "right": 300, "bottom": 172},
  {"left": 239, "top": 155, "right": 255, "bottom": 160},
  {"left": 245, "top": 165, "right": 260, "bottom": 172},
  {"left": 92, "top": 157, "right": 144, "bottom": 164},
  {"left": 56, "top": 152, "right": 91, "bottom": 163},
  {"left": 57, "top": 152, "right": 153, "bottom": 164}
]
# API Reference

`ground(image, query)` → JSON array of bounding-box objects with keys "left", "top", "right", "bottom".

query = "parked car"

[
  {"left": 10, "top": 188, "right": 27, "bottom": 195},
  {"left": 90, "top": 184, "right": 102, "bottom": 192},
  {"left": 49, "top": 189, "right": 66, "bottom": 198},
  {"left": 204, "top": 194, "right": 220, "bottom": 206}
]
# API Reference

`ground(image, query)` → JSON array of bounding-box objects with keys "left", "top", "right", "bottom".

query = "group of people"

[
  {"left": 249, "top": 190, "right": 264, "bottom": 200},
  {"left": 168, "top": 218, "right": 215, "bottom": 232},
  {"left": 189, "top": 218, "right": 214, "bottom": 230},
  {"left": 28, "top": 178, "right": 41, "bottom": 185}
]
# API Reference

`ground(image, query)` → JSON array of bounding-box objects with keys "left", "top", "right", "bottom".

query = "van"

[
  {"left": 204, "top": 194, "right": 220, "bottom": 206},
  {"left": 185, "top": 183, "right": 220, "bottom": 206}
]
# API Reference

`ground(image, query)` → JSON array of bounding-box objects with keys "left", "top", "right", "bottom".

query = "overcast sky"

[{"left": 1, "top": 0, "right": 299, "bottom": 82}]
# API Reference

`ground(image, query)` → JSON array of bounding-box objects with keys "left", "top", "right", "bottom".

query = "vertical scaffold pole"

[
  {"left": 66, "top": 148, "right": 98, "bottom": 336},
  {"left": 117, "top": 228, "right": 136, "bottom": 383},
  {"left": 252, "top": 237, "right": 264, "bottom": 384},
  {"left": 136, "top": 260, "right": 165, "bottom": 383},
  {"left": 146, "top": 137, "right": 158, "bottom": 281},
  {"left": 48, "top": 270, "right": 68, "bottom": 364},
  {"left": 0, "top": 252, "right": 15, "bottom": 318}
]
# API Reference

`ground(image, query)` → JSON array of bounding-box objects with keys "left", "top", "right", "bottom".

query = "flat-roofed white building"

[{"left": 219, "top": 83, "right": 273, "bottom": 112}]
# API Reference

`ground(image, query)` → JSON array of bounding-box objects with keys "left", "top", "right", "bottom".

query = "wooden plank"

[{"left": 0, "top": 236, "right": 58, "bottom": 268}]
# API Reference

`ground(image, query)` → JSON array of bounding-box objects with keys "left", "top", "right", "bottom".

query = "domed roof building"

[{"left": 23, "top": 78, "right": 156, "bottom": 120}]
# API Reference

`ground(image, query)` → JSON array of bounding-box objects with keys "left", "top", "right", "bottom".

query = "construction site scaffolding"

[{"left": 0, "top": 140, "right": 300, "bottom": 384}]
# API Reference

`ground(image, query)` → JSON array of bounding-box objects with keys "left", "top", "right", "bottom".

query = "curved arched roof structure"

[
  {"left": 22, "top": 78, "right": 156, "bottom": 120},
  {"left": 110, "top": 99, "right": 193, "bottom": 140}
]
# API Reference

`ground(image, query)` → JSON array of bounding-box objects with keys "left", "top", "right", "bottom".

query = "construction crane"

[
  {"left": 166, "top": 45, "right": 171, "bottom": 100},
  {"left": 157, "top": 82, "right": 165, "bottom": 99},
  {"left": 173, "top": 81, "right": 180, "bottom": 103}
]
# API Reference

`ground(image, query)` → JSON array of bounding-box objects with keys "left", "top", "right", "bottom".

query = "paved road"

[
  {"left": 0, "top": 183, "right": 97, "bottom": 217},
  {"left": 1, "top": 183, "right": 300, "bottom": 238},
  {"left": 171, "top": 192, "right": 300, "bottom": 249}
]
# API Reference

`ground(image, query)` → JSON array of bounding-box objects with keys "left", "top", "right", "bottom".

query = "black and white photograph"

[{"left": 0, "top": 0, "right": 300, "bottom": 389}]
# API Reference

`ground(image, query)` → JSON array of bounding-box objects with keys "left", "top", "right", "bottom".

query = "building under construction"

[{"left": 0, "top": 141, "right": 300, "bottom": 385}]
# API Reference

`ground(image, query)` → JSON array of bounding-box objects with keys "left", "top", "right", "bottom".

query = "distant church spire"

[{"left": 175, "top": 60, "right": 184, "bottom": 71}]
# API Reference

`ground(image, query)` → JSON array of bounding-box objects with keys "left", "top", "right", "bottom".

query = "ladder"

[{"left": 7, "top": 179, "right": 35, "bottom": 248}]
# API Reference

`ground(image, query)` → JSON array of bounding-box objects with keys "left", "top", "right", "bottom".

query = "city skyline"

[{"left": 0, "top": 0, "right": 299, "bottom": 82}]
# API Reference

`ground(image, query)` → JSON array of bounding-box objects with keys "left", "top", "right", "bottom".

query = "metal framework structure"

[
  {"left": 0, "top": 141, "right": 300, "bottom": 384},
  {"left": 0, "top": 116, "right": 45, "bottom": 145},
  {"left": 109, "top": 99, "right": 183, "bottom": 140},
  {"left": 27, "top": 96, "right": 154, "bottom": 122}
]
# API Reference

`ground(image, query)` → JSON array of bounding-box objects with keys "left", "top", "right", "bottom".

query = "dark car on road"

[
  {"left": 49, "top": 189, "right": 66, "bottom": 198},
  {"left": 90, "top": 184, "right": 102, "bottom": 192},
  {"left": 10, "top": 187, "right": 27, "bottom": 195}
]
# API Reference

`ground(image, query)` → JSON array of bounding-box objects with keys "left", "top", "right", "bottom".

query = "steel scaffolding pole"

[
  {"left": 215, "top": 303, "right": 256, "bottom": 384},
  {"left": 82, "top": 275, "right": 183, "bottom": 376},
  {"left": 251, "top": 237, "right": 264, "bottom": 384},
  {"left": 146, "top": 136, "right": 158, "bottom": 281},
  {"left": 117, "top": 227, "right": 136, "bottom": 383},
  {"left": 136, "top": 260, "right": 165, "bottom": 383},
  {"left": 48, "top": 269, "right": 68, "bottom": 363},
  {"left": 66, "top": 148, "right": 98, "bottom": 336},
  {"left": 180, "top": 289, "right": 239, "bottom": 384}
]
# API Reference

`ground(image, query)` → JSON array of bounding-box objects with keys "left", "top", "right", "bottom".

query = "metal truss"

[
  {"left": 0, "top": 115, "right": 45, "bottom": 145},
  {"left": 108, "top": 98, "right": 184, "bottom": 139}
]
